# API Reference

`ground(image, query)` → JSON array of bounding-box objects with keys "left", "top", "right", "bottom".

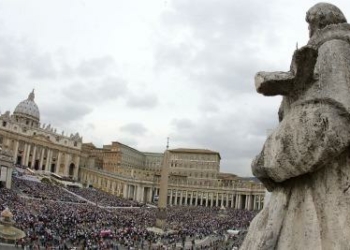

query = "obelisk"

[{"left": 155, "top": 150, "right": 170, "bottom": 229}]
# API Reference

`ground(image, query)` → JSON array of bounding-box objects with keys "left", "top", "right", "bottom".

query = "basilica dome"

[{"left": 13, "top": 90, "right": 40, "bottom": 127}]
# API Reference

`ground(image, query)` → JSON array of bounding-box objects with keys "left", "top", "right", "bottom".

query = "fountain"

[{"left": 0, "top": 207, "right": 25, "bottom": 242}]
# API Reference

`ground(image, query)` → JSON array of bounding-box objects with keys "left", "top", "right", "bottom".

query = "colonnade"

[
  {"left": 80, "top": 168, "right": 265, "bottom": 210},
  {"left": 161, "top": 189, "right": 263, "bottom": 210}
]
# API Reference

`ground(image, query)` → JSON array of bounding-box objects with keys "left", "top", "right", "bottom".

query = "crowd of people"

[
  {"left": 0, "top": 175, "right": 258, "bottom": 249},
  {"left": 67, "top": 186, "right": 141, "bottom": 207},
  {"left": 13, "top": 178, "right": 86, "bottom": 203}
]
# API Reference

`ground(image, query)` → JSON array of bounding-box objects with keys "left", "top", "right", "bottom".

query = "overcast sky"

[{"left": 0, "top": 0, "right": 349, "bottom": 177}]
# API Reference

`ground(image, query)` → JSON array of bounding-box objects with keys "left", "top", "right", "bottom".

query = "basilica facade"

[{"left": 0, "top": 90, "right": 82, "bottom": 179}]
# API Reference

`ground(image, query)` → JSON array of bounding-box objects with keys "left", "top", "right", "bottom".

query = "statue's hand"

[
  {"left": 251, "top": 153, "right": 267, "bottom": 178},
  {"left": 252, "top": 152, "right": 279, "bottom": 191}
]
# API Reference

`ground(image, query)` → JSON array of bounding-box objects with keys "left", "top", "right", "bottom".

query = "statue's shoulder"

[{"left": 308, "top": 23, "right": 350, "bottom": 47}]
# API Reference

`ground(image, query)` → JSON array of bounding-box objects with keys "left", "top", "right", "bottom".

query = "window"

[{"left": 2, "top": 121, "right": 6, "bottom": 127}]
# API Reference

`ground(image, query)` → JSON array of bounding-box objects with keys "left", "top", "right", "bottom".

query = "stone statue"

[{"left": 241, "top": 3, "right": 350, "bottom": 250}]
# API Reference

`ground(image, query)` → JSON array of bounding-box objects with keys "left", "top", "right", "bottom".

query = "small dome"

[
  {"left": 1, "top": 208, "right": 13, "bottom": 218},
  {"left": 14, "top": 90, "right": 40, "bottom": 123}
]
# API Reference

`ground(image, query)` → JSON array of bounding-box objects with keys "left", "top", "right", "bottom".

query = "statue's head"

[{"left": 306, "top": 3, "right": 347, "bottom": 38}]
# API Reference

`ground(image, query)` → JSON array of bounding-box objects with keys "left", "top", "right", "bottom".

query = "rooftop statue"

[{"left": 241, "top": 3, "right": 350, "bottom": 250}]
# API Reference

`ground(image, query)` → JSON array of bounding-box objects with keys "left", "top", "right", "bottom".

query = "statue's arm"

[{"left": 252, "top": 101, "right": 350, "bottom": 183}]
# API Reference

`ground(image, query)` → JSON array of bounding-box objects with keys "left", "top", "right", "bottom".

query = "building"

[
  {"left": 0, "top": 90, "right": 82, "bottom": 179},
  {"left": 80, "top": 144, "right": 265, "bottom": 210}
]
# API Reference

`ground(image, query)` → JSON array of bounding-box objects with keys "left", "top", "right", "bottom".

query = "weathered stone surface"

[
  {"left": 241, "top": 3, "right": 350, "bottom": 250},
  {"left": 255, "top": 71, "right": 294, "bottom": 96}
]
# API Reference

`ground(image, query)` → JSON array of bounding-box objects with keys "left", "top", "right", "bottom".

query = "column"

[
  {"left": 184, "top": 191, "right": 188, "bottom": 206},
  {"left": 179, "top": 191, "right": 183, "bottom": 206},
  {"left": 239, "top": 195, "right": 242, "bottom": 209},
  {"left": 169, "top": 189, "right": 173, "bottom": 206},
  {"left": 190, "top": 192, "right": 193, "bottom": 206},
  {"left": 13, "top": 140, "right": 19, "bottom": 163},
  {"left": 216, "top": 193, "right": 219, "bottom": 207},
  {"left": 123, "top": 184, "right": 128, "bottom": 198},
  {"left": 106, "top": 180, "right": 110, "bottom": 192},
  {"left": 136, "top": 185, "right": 143, "bottom": 202},
  {"left": 248, "top": 195, "right": 252, "bottom": 210},
  {"left": 5, "top": 167, "right": 13, "bottom": 189},
  {"left": 205, "top": 193, "right": 209, "bottom": 207},
  {"left": 25, "top": 144, "right": 31, "bottom": 167},
  {"left": 258, "top": 195, "right": 262, "bottom": 210},
  {"left": 246, "top": 195, "right": 250, "bottom": 210},
  {"left": 39, "top": 148, "right": 45, "bottom": 171},
  {"left": 195, "top": 191, "right": 198, "bottom": 206},
  {"left": 32, "top": 146, "right": 37, "bottom": 168},
  {"left": 211, "top": 193, "right": 214, "bottom": 207},
  {"left": 26, "top": 144, "right": 33, "bottom": 166},
  {"left": 56, "top": 151, "right": 62, "bottom": 174},
  {"left": 112, "top": 182, "right": 116, "bottom": 194},
  {"left": 231, "top": 194, "right": 235, "bottom": 208},
  {"left": 21, "top": 143, "right": 27, "bottom": 166},
  {"left": 74, "top": 156, "right": 80, "bottom": 179},
  {"left": 45, "top": 149, "right": 52, "bottom": 172},
  {"left": 236, "top": 195, "right": 242, "bottom": 209},
  {"left": 226, "top": 193, "right": 229, "bottom": 207},
  {"left": 64, "top": 154, "right": 70, "bottom": 176},
  {"left": 148, "top": 187, "right": 153, "bottom": 203},
  {"left": 174, "top": 190, "right": 178, "bottom": 206},
  {"left": 200, "top": 192, "right": 204, "bottom": 206},
  {"left": 248, "top": 195, "right": 254, "bottom": 210},
  {"left": 129, "top": 185, "right": 133, "bottom": 199}
]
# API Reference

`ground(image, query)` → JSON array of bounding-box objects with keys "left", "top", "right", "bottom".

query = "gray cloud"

[
  {"left": 0, "top": 71, "right": 18, "bottom": 98},
  {"left": 0, "top": 36, "right": 25, "bottom": 69},
  {"left": 26, "top": 52, "right": 57, "bottom": 79},
  {"left": 116, "top": 137, "right": 138, "bottom": 149},
  {"left": 198, "top": 100, "right": 219, "bottom": 114},
  {"left": 62, "top": 76, "right": 128, "bottom": 103},
  {"left": 0, "top": 35, "right": 58, "bottom": 80},
  {"left": 41, "top": 101, "right": 93, "bottom": 127},
  {"left": 76, "top": 56, "right": 115, "bottom": 78},
  {"left": 59, "top": 56, "right": 116, "bottom": 79},
  {"left": 154, "top": 0, "right": 287, "bottom": 98},
  {"left": 126, "top": 93, "right": 158, "bottom": 109},
  {"left": 120, "top": 123, "right": 148, "bottom": 136},
  {"left": 171, "top": 118, "right": 195, "bottom": 130}
]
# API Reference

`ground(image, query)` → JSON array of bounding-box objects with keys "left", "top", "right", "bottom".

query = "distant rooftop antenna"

[
  {"left": 296, "top": 42, "right": 298, "bottom": 50},
  {"left": 166, "top": 137, "right": 169, "bottom": 150}
]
